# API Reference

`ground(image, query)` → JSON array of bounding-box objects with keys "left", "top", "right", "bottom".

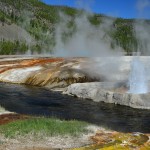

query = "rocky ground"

[
  {"left": 74, "top": 131, "right": 150, "bottom": 150},
  {"left": 64, "top": 82, "right": 150, "bottom": 109},
  {"left": 0, "top": 23, "right": 33, "bottom": 42},
  {"left": 0, "top": 133, "right": 95, "bottom": 150}
]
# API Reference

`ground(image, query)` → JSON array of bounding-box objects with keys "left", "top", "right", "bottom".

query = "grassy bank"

[{"left": 0, "top": 117, "right": 89, "bottom": 138}]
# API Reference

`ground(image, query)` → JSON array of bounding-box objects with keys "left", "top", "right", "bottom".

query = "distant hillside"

[{"left": 0, "top": 0, "right": 149, "bottom": 55}]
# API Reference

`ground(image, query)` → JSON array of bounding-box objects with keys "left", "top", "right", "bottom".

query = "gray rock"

[{"left": 64, "top": 82, "right": 150, "bottom": 109}]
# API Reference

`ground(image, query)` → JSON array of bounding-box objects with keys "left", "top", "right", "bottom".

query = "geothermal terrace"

[{"left": 0, "top": 56, "right": 149, "bottom": 109}]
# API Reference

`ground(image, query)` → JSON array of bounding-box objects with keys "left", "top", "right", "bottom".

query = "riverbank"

[
  {"left": 0, "top": 117, "right": 149, "bottom": 150},
  {"left": 0, "top": 56, "right": 150, "bottom": 109},
  {"left": 0, "top": 117, "right": 102, "bottom": 150}
]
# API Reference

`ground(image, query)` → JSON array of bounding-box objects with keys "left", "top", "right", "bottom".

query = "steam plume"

[{"left": 54, "top": 11, "right": 123, "bottom": 57}]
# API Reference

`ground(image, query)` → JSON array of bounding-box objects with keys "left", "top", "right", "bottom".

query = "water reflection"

[{"left": 0, "top": 83, "right": 149, "bottom": 133}]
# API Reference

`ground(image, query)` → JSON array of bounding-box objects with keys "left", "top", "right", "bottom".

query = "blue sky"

[{"left": 42, "top": 0, "right": 150, "bottom": 19}]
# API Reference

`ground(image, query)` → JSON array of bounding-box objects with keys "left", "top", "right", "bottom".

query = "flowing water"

[{"left": 0, "top": 83, "right": 149, "bottom": 133}]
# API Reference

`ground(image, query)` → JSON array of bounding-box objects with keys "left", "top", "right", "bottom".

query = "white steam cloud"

[
  {"left": 76, "top": 0, "right": 94, "bottom": 12},
  {"left": 134, "top": 21, "right": 150, "bottom": 55},
  {"left": 54, "top": 11, "right": 123, "bottom": 57},
  {"left": 53, "top": 0, "right": 125, "bottom": 57}
]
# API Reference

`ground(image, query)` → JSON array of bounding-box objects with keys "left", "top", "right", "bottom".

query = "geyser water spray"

[{"left": 129, "top": 57, "right": 148, "bottom": 94}]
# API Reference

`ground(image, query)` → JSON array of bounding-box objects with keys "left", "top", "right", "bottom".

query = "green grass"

[
  {"left": 0, "top": 40, "right": 28, "bottom": 55},
  {"left": 0, "top": 10, "right": 12, "bottom": 24},
  {"left": 0, "top": 117, "right": 89, "bottom": 138}
]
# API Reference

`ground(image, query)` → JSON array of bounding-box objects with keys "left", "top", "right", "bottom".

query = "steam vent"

[
  {"left": 0, "top": 56, "right": 150, "bottom": 109},
  {"left": 64, "top": 56, "right": 150, "bottom": 109}
]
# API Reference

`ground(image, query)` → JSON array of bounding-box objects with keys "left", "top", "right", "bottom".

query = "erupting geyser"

[{"left": 129, "top": 57, "right": 148, "bottom": 94}]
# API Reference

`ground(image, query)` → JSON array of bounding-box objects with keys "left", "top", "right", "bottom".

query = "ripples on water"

[{"left": 0, "top": 83, "right": 149, "bottom": 133}]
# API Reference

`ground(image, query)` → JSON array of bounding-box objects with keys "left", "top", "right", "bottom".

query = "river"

[{"left": 0, "top": 83, "right": 149, "bottom": 133}]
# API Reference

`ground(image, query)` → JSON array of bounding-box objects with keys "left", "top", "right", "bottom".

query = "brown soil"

[{"left": 0, "top": 113, "right": 29, "bottom": 125}]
